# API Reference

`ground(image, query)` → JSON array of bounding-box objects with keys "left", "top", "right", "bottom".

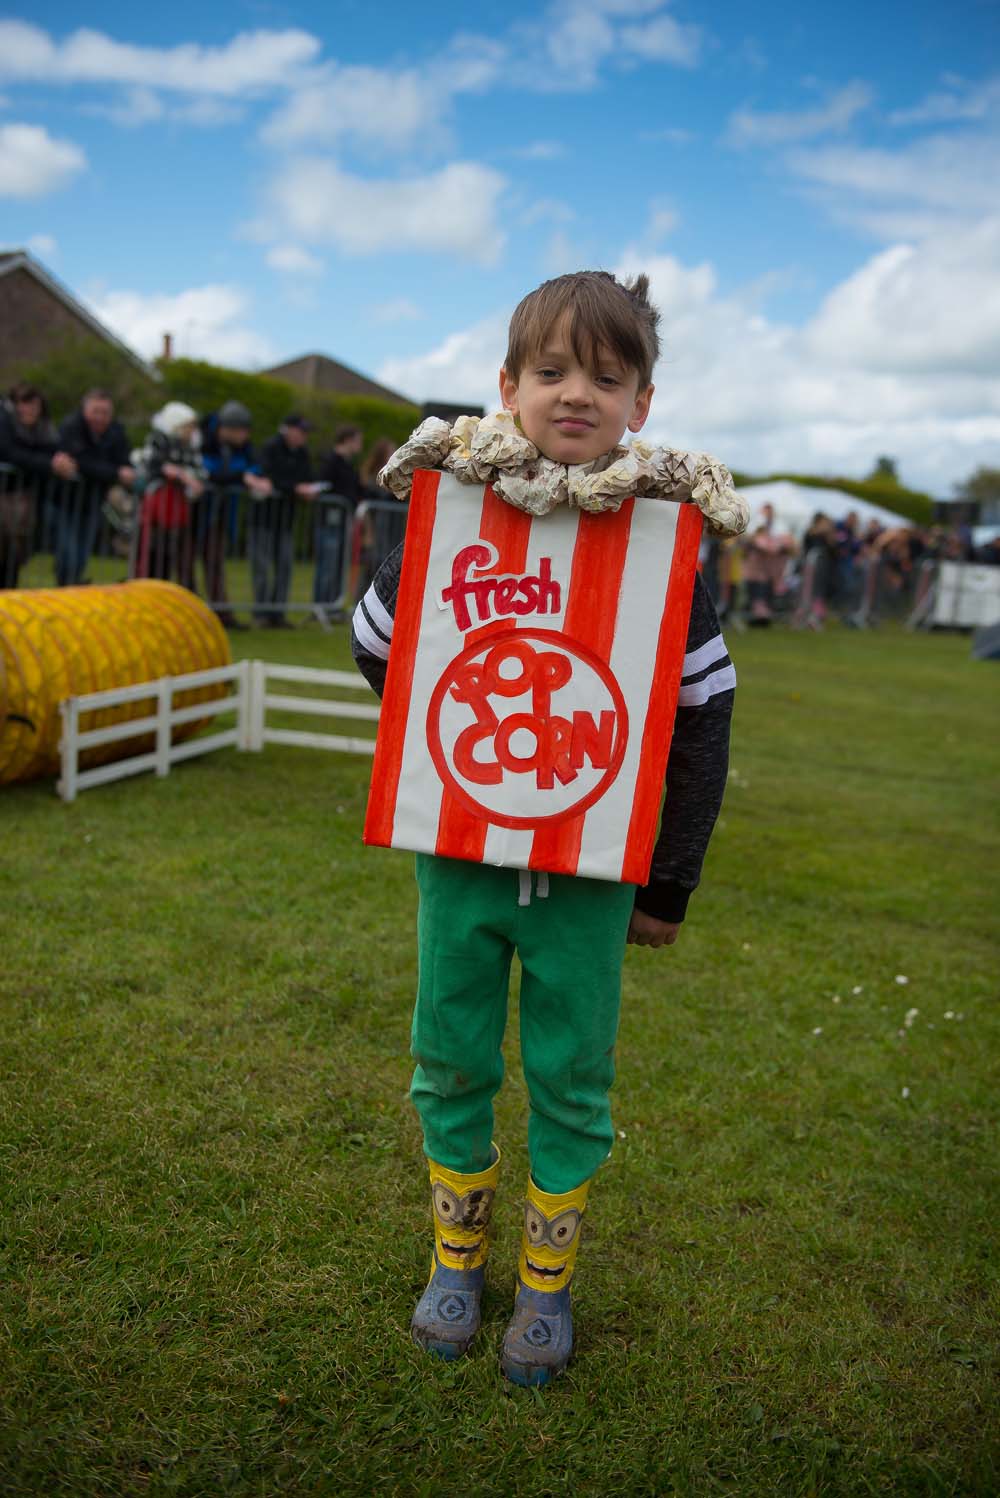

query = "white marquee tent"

[{"left": 738, "top": 480, "right": 913, "bottom": 541}]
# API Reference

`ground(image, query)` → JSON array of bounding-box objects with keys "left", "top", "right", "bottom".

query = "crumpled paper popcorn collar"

[{"left": 379, "top": 411, "right": 748, "bottom": 538}]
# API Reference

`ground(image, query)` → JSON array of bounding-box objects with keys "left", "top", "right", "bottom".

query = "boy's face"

[{"left": 499, "top": 313, "right": 653, "bottom": 466}]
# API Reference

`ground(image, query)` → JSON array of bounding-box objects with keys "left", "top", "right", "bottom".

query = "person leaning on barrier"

[
  {"left": 314, "top": 422, "right": 362, "bottom": 617},
  {"left": 199, "top": 400, "right": 271, "bottom": 630},
  {"left": 357, "top": 436, "right": 399, "bottom": 595},
  {"left": 53, "top": 389, "right": 136, "bottom": 586},
  {"left": 0, "top": 382, "right": 62, "bottom": 588},
  {"left": 134, "top": 402, "right": 206, "bottom": 591},
  {"left": 255, "top": 413, "right": 323, "bottom": 628}
]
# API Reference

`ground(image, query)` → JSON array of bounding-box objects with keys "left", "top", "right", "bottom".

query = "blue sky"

[{"left": 1, "top": 0, "right": 998, "bottom": 492}]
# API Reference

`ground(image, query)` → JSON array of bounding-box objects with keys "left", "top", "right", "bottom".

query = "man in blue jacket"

[{"left": 199, "top": 400, "right": 272, "bottom": 628}]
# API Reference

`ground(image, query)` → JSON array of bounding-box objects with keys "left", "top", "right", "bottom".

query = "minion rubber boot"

[
  {"left": 411, "top": 1149, "right": 500, "bottom": 1360},
  {"left": 501, "top": 1176, "right": 589, "bottom": 1387}
]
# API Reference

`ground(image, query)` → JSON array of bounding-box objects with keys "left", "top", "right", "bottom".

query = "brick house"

[
  {"left": 0, "top": 249, "right": 155, "bottom": 388},
  {"left": 262, "top": 352, "right": 413, "bottom": 406}
]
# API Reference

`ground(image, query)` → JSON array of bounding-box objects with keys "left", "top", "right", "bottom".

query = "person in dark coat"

[
  {"left": 52, "top": 388, "right": 136, "bottom": 586},
  {"left": 0, "top": 383, "right": 63, "bottom": 587},
  {"left": 254, "top": 414, "right": 321, "bottom": 627},
  {"left": 314, "top": 423, "right": 362, "bottom": 616}
]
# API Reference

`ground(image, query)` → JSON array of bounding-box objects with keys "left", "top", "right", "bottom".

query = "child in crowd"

[
  {"left": 135, "top": 402, "right": 205, "bottom": 591},
  {"left": 351, "top": 271, "right": 742, "bottom": 1386}
]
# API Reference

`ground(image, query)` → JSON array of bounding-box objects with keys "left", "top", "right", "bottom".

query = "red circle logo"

[{"left": 426, "top": 628, "right": 628, "bottom": 829}]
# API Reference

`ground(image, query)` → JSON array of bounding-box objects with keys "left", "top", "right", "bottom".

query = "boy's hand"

[{"left": 627, "top": 910, "right": 681, "bottom": 948}]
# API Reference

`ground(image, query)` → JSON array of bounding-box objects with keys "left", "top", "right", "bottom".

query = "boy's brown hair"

[{"left": 504, "top": 270, "right": 661, "bottom": 389}]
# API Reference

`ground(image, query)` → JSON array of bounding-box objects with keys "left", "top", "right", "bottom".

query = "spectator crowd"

[
  {"left": 0, "top": 382, "right": 404, "bottom": 625},
  {"left": 3, "top": 382, "right": 995, "bottom": 628},
  {"left": 703, "top": 501, "right": 998, "bottom": 629}
]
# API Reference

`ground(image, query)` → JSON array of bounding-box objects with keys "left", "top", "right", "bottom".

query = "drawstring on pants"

[{"left": 517, "top": 870, "right": 550, "bottom": 907}]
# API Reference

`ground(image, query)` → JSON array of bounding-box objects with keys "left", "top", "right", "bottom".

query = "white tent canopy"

[{"left": 738, "top": 480, "right": 913, "bottom": 541}]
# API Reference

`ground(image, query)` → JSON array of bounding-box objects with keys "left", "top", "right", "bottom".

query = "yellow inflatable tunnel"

[{"left": 0, "top": 581, "right": 232, "bottom": 786}]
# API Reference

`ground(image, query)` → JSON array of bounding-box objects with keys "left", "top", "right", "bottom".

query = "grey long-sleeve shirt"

[{"left": 352, "top": 540, "right": 735, "bottom": 923}]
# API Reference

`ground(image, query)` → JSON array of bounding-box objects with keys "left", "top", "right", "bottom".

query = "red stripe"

[
  {"left": 435, "top": 485, "right": 532, "bottom": 860},
  {"left": 529, "top": 501, "right": 634, "bottom": 875},
  {"left": 363, "top": 469, "right": 440, "bottom": 848},
  {"left": 621, "top": 503, "right": 703, "bottom": 884}
]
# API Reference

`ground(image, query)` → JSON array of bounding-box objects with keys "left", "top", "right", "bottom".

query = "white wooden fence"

[{"left": 57, "top": 661, "right": 378, "bottom": 802}]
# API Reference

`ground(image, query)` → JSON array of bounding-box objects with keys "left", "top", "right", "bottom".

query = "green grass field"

[{"left": 2, "top": 618, "right": 998, "bottom": 1496}]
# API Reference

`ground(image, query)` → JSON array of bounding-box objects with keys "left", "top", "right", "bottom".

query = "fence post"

[
  {"left": 235, "top": 659, "right": 251, "bottom": 750},
  {"left": 58, "top": 698, "right": 79, "bottom": 802},
  {"left": 155, "top": 677, "right": 173, "bottom": 777},
  {"left": 249, "top": 660, "right": 266, "bottom": 751}
]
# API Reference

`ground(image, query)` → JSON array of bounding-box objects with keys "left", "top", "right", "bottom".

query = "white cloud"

[
  {"left": 0, "top": 122, "right": 86, "bottom": 197},
  {"left": 789, "top": 130, "right": 1000, "bottom": 238},
  {"left": 87, "top": 284, "right": 276, "bottom": 368},
  {"left": 26, "top": 232, "right": 57, "bottom": 258},
  {"left": 89, "top": 85, "right": 164, "bottom": 127},
  {"left": 544, "top": 228, "right": 593, "bottom": 274},
  {"left": 644, "top": 200, "right": 679, "bottom": 243},
  {"left": 806, "top": 219, "right": 1000, "bottom": 376},
  {"left": 890, "top": 73, "right": 1000, "bottom": 127},
  {"left": 620, "top": 13, "right": 702, "bottom": 67},
  {"left": 379, "top": 313, "right": 508, "bottom": 408},
  {"left": 0, "top": 21, "right": 319, "bottom": 96},
  {"left": 373, "top": 298, "right": 423, "bottom": 324},
  {"left": 265, "top": 244, "right": 324, "bottom": 276},
  {"left": 728, "top": 82, "right": 872, "bottom": 147},
  {"left": 519, "top": 197, "right": 576, "bottom": 226},
  {"left": 639, "top": 125, "right": 695, "bottom": 145},
  {"left": 84, "top": 86, "right": 243, "bottom": 129},
  {"left": 512, "top": 141, "right": 567, "bottom": 160},
  {"left": 375, "top": 235, "right": 1000, "bottom": 492},
  {"left": 265, "top": 158, "right": 507, "bottom": 264},
  {"left": 261, "top": 64, "right": 449, "bottom": 152},
  {"left": 519, "top": 0, "right": 702, "bottom": 88}
]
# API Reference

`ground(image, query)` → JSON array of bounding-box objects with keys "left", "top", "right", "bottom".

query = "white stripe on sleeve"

[
  {"left": 682, "top": 632, "right": 729, "bottom": 678},
  {"left": 362, "top": 584, "right": 395, "bottom": 642},
  {"left": 352, "top": 603, "right": 391, "bottom": 661},
  {"left": 677, "top": 662, "right": 737, "bottom": 706}
]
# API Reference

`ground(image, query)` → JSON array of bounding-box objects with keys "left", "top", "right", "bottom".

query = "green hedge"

[
  {"left": 19, "top": 344, "right": 422, "bottom": 462},
  {"left": 159, "top": 359, "right": 422, "bottom": 458},
  {"left": 21, "top": 338, "right": 160, "bottom": 432},
  {"left": 733, "top": 471, "right": 934, "bottom": 526}
]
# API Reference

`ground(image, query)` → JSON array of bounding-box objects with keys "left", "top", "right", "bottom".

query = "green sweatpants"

[{"left": 411, "top": 853, "right": 636, "bottom": 1195}]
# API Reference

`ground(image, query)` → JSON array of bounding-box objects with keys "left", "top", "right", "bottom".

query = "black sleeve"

[
  {"left": 71, "top": 422, "right": 129, "bottom": 487},
  {"left": 350, "top": 541, "right": 404, "bottom": 697},
  {"left": 0, "top": 409, "right": 56, "bottom": 480},
  {"left": 634, "top": 571, "right": 735, "bottom": 924},
  {"left": 321, "top": 451, "right": 361, "bottom": 504},
  {"left": 141, "top": 431, "right": 170, "bottom": 483}
]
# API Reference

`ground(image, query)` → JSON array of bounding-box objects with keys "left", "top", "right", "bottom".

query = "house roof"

[
  {"left": 262, "top": 352, "right": 415, "bottom": 407},
  {"left": 0, "top": 250, "right": 157, "bottom": 379}
]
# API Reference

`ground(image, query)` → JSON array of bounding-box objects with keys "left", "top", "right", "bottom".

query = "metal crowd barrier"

[
  {"left": 908, "top": 560, "right": 1000, "bottom": 630},
  {"left": 2, "top": 463, "right": 412, "bottom": 627},
  {"left": 128, "top": 484, "right": 356, "bottom": 625},
  {"left": 1, "top": 461, "right": 130, "bottom": 590},
  {"left": 790, "top": 546, "right": 926, "bottom": 629},
  {"left": 349, "top": 496, "right": 409, "bottom": 600}
]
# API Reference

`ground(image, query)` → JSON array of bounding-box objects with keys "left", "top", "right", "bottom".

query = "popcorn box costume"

[{"left": 363, "top": 468, "right": 704, "bottom": 882}]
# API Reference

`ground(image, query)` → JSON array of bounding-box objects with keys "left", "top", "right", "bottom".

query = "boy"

[{"left": 352, "top": 271, "right": 738, "bottom": 1387}]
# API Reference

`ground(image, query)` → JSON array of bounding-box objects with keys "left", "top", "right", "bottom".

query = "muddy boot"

[
  {"left": 411, "top": 1148, "right": 500, "bottom": 1361},
  {"left": 501, "top": 1176, "right": 590, "bottom": 1387}
]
